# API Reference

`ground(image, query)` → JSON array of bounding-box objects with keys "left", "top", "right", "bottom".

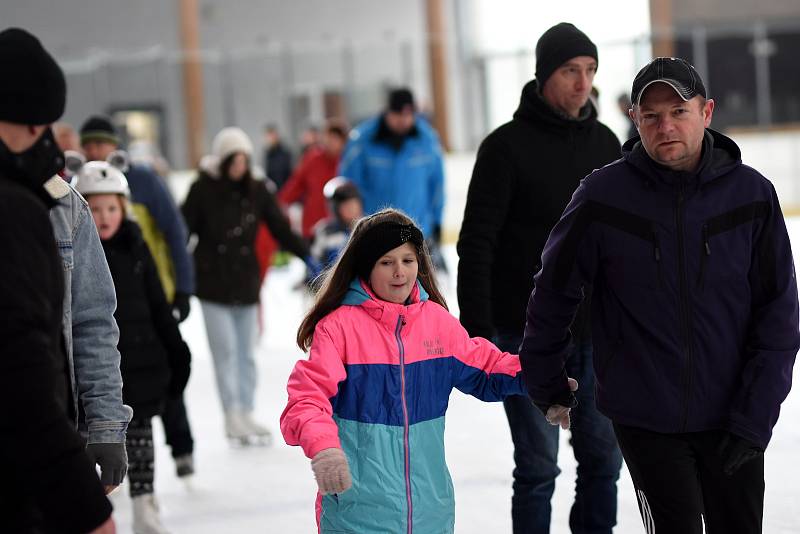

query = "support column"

[
  {"left": 179, "top": 0, "right": 205, "bottom": 167},
  {"left": 650, "top": 0, "right": 675, "bottom": 58},
  {"left": 425, "top": 0, "right": 450, "bottom": 151}
]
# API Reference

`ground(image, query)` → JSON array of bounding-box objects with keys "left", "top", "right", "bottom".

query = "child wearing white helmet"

[{"left": 76, "top": 161, "right": 192, "bottom": 534}]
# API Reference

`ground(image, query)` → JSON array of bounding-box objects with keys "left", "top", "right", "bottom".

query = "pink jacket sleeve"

[
  {"left": 446, "top": 312, "right": 527, "bottom": 401},
  {"left": 280, "top": 322, "right": 347, "bottom": 458}
]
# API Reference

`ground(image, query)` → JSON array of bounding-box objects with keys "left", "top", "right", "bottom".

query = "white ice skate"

[
  {"left": 225, "top": 410, "right": 254, "bottom": 446},
  {"left": 132, "top": 494, "right": 171, "bottom": 534},
  {"left": 241, "top": 412, "right": 274, "bottom": 446}
]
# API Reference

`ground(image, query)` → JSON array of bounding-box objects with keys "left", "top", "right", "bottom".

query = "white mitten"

[{"left": 311, "top": 448, "right": 352, "bottom": 495}]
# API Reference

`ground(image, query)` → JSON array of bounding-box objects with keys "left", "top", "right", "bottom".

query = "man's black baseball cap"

[{"left": 631, "top": 57, "right": 706, "bottom": 107}]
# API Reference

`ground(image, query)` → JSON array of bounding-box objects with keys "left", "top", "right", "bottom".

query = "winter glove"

[
  {"left": 718, "top": 433, "right": 763, "bottom": 476},
  {"left": 311, "top": 448, "right": 352, "bottom": 495},
  {"left": 536, "top": 377, "right": 579, "bottom": 430},
  {"left": 168, "top": 341, "right": 192, "bottom": 398},
  {"left": 86, "top": 442, "right": 128, "bottom": 487},
  {"left": 172, "top": 292, "right": 191, "bottom": 323}
]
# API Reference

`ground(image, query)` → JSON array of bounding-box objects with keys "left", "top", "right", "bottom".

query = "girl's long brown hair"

[{"left": 296, "top": 208, "right": 447, "bottom": 351}]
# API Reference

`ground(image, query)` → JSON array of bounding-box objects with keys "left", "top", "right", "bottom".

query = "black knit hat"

[
  {"left": 535, "top": 23, "right": 598, "bottom": 87},
  {"left": 387, "top": 88, "right": 415, "bottom": 112},
  {"left": 0, "top": 27, "right": 66, "bottom": 125},
  {"left": 80, "top": 115, "right": 120, "bottom": 146},
  {"left": 356, "top": 221, "right": 424, "bottom": 281}
]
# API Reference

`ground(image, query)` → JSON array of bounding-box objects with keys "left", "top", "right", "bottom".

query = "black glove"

[
  {"left": 718, "top": 433, "right": 763, "bottom": 476},
  {"left": 86, "top": 442, "right": 128, "bottom": 486},
  {"left": 168, "top": 341, "right": 192, "bottom": 398},
  {"left": 172, "top": 292, "right": 191, "bottom": 323}
]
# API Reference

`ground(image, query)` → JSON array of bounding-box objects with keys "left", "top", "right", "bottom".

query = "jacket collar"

[
  {"left": 342, "top": 278, "right": 428, "bottom": 329},
  {"left": 513, "top": 79, "right": 597, "bottom": 131},
  {"left": 622, "top": 128, "right": 741, "bottom": 188}
]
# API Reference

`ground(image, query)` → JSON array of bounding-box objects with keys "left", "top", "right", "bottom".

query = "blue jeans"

[
  {"left": 200, "top": 301, "right": 258, "bottom": 414},
  {"left": 496, "top": 330, "right": 622, "bottom": 534}
]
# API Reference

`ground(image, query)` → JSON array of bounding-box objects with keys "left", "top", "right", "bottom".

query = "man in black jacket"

[
  {"left": 0, "top": 27, "right": 115, "bottom": 533},
  {"left": 457, "top": 23, "right": 622, "bottom": 534},
  {"left": 521, "top": 57, "right": 799, "bottom": 534}
]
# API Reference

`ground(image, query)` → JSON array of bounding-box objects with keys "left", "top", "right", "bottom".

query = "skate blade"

[{"left": 227, "top": 434, "right": 273, "bottom": 447}]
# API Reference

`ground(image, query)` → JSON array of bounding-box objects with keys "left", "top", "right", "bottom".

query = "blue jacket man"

[
  {"left": 338, "top": 88, "right": 444, "bottom": 238},
  {"left": 521, "top": 57, "right": 799, "bottom": 534}
]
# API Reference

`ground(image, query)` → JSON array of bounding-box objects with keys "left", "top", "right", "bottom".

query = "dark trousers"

[
  {"left": 497, "top": 331, "right": 622, "bottom": 534},
  {"left": 161, "top": 394, "right": 194, "bottom": 458},
  {"left": 127, "top": 416, "right": 155, "bottom": 498},
  {"left": 613, "top": 423, "right": 764, "bottom": 534}
]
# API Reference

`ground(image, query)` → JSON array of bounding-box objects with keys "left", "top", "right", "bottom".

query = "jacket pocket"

[
  {"left": 697, "top": 202, "right": 769, "bottom": 290},
  {"left": 57, "top": 241, "right": 74, "bottom": 271},
  {"left": 588, "top": 201, "right": 663, "bottom": 290}
]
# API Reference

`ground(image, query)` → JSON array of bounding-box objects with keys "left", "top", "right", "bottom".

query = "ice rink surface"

[{"left": 109, "top": 224, "right": 800, "bottom": 533}]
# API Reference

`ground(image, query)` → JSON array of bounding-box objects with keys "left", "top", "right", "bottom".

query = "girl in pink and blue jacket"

[{"left": 280, "top": 208, "right": 527, "bottom": 534}]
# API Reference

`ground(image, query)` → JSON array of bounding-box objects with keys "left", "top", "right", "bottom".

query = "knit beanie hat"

[
  {"left": 387, "top": 88, "right": 415, "bottom": 112},
  {"left": 356, "top": 221, "right": 424, "bottom": 281},
  {"left": 212, "top": 127, "right": 253, "bottom": 162},
  {"left": 80, "top": 115, "right": 120, "bottom": 146},
  {"left": 0, "top": 27, "right": 66, "bottom": 125},
  {"left": 535, "top": 23, "right": 598, "bottom": 88}
]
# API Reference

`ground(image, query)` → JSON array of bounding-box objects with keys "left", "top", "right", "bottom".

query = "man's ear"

[
  {"left": 628, "top": 107, "right": 637, "bottom": 126},
  {"left": 703, "top": 99, "right": 715, "bottom": 128}
]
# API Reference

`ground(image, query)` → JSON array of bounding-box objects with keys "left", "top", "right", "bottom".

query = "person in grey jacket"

[{"left": 50, "top": 183, "right": 133, "bottom": 494}]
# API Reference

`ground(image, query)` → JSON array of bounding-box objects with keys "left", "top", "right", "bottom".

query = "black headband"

[{"left": 356, "top": 221, "right": 424, "bottom": 280}]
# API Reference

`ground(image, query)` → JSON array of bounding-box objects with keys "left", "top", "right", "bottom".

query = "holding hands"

[{"left": 545, "top": 377, "right": 579, "bottom": 430}]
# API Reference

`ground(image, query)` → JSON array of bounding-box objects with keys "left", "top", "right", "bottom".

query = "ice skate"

[
  {"left": 225, "top": 410, "right": 253, "bottom": 446},
  {"left": 241, "top": 412, "right": 274, "bottom": 446},
  {"left": 132, "top": 494, "right": 171, "bottom": 534},
  {"left": 174, "top": 453, "right": 195, "bottom": 478}
]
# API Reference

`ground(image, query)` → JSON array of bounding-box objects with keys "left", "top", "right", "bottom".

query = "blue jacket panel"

[
  {"left": 338, "top": 116, "right": 444, "bottom": 237},
  {"left": 520, "top": 129, "right": 799, "bottom": 449}
]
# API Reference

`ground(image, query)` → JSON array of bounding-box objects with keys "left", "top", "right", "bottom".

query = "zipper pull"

[
  {"left": 702, "top": 224, "right": 711, "bottom": 256},
  {"left": 652, "top": 231, "right": 661, "bottom": 261}
]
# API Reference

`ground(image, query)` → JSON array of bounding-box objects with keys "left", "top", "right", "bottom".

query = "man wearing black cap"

[
  {"left": 0, "top": 27, "right": 115, "bottom": 533},
  {"left": 338, "top": 87, "right": 444, "bottom": 241},
  {"left": 519, "top": 56, "right": 798, "bottom": 533},
  {"left": 457, "top": 22, "right": 623, "bottom": 534}
]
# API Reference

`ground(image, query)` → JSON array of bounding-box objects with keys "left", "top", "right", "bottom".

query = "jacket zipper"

[
  {"left": 675, "top": 185, "right": 694, "bottom": 431},
  {"left": 652, "top": 227, "right": 663, "bottom": 289},
  {"left": 697, "top": 223, "right": 711, "bottom": 290},
  {"left": 395, "top": 314, "right": 412, "bottom": 534}
]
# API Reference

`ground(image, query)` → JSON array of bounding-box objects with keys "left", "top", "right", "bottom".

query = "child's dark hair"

[{"left": 297, "top": 208, "right": 447, "bottom": 351}]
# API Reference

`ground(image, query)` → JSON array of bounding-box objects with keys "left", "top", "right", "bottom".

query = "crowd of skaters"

[{"left": 2, "top": 18, "right": 798, "bottom": 534}]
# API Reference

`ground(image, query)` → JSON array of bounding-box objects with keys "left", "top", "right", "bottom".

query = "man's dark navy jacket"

[{"left": 520, "top": 129, "right": 799, "bottom": 449}]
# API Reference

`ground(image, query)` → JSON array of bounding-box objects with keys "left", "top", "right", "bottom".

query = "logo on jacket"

[{"left": 424, "top": 337, "right": 445, "bottom": 356}]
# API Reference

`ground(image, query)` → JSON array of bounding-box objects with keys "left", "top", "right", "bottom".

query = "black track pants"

[{"left": 613, "top": 424, "right": 764, "bottom": 534}]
